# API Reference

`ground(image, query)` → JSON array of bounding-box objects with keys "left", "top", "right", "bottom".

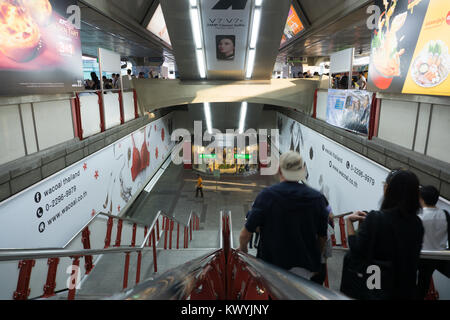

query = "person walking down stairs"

[{"left": 196, "top": 174, "right": 204, "bottom": 198}]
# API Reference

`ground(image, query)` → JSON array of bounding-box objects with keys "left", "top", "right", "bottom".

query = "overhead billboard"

[
  {"left": 0, "top": 0, "right": 84, "bottom": 96},
  {"left": 200, "top": 0, "right": 251, "bottom": 74},
  {"left": 368, "top": 0, "right": 450, "bottom": 96},
  {"left": 0, "top": 114, "right": 174, "bottom": 249},
  {"left": 146, "top": 4, "right": 171, "bottom": 46},
  {"left": 280, "top": 5, "right": 304, "bottom": 47}
]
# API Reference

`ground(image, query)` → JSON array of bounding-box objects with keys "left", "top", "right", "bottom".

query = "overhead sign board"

[
  {"left": 234, "top": 154, "right": 252, "bottom": 159},
  {"left": 200, "top": 0, "right": 251, "bottom": 75},
  {"left": 199, "top": 154, "right": 217, "bottom": 159},
  {"left": 280, "top": 5, "right": 305, "bottom": 47}
]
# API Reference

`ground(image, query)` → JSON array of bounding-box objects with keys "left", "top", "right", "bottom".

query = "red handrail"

[
  {"left": 73, "top": 94, "right": 83, "bottom": 140},
  {"left": 133, "top": 89, "right": 139, "bottom": 119},
  {"left": 368, "top": 93, "right": 377, "bottom": 140},
  {"left": 96, "top": 91, "right": 105, "bottom": 132},
  {"left": 6, "top": 210, "right": 200, "bottom": 300},
  {"left": 312, "top": 88, "right": 318, "bottom": 119},
  {"left": 118, "top": 90, "right": 125, "bottom": 125}
]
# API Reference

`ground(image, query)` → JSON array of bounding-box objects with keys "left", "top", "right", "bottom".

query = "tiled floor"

[{"left": 129, "top": 162, "right": 279, "bottom": 240}]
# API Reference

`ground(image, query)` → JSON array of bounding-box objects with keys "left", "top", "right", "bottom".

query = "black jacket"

[
  {"left": 245, "top": 182, "right": 329, "bottom": 272},
  {"left": 348, "top": 210, "right": 424, "bottom": 299}
]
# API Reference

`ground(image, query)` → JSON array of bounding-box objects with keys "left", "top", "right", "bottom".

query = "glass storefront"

[{"left": 192, "top": 136, "right": 259, "bottom": 175}]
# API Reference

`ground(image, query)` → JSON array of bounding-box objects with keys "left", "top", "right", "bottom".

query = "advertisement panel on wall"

[
  {"left": 0, "top": 114, "right": 175, "bottom": 249},
  {"left": 368, "top": 0, "right": 450, "bottom": 96},
  {"left": 326, "top": 89, "right": 373, "bottom": 135},
  {"left": 276, "top": 112, "right": 450, "bottom": 215},
  {"left": 0, "top": 0, "right": 84, "bottom": 95},
  {"left": 280, "top": 5, "right": 304, "bottom": 47},
  {"left": 200, "top": 0, "right": 251, "bottom": 73}
]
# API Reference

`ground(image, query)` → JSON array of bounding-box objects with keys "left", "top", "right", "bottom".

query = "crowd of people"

[
  {"left": 239, "top": 150, "right": 449, "bottom": 300},
  {"left": 84, "top": 71, "right": 122, "bottom": 90},
  {"left": 296, "top": 70, "right": 320, "bottom": 78},
  {"left": 84, "top": 69, "right": 160, "bottom": 90},
  {"left": 332, "top": 72, "right": 367, "bottom": 90}
]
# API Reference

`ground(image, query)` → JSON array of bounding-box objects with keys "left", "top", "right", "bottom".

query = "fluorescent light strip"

[
  {"left": 190, "top": 8, "right": 202, "bottom": 49},
  {"left": 204, "top": 102, "right": 212, "bottom": 134},
  {"left": 196, "top": 49, "right": 206, "bottom": 78},
  {"left": 249, "top": 8, "right": 261, "bottom": 49},
  {"left": 239, "top": 102, "right": 248, "bottom": 134},
  {"left": 246, "top": 49, "right": 256, "bottom": 79},
  {"left": 255, "top": 0, "right": 263, "bottom": 6},
  {"left": 190, "top": 5, "right": 206, "bottom": 79}
]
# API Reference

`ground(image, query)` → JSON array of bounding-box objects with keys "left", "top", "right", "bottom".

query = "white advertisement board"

[
  {"left": 276, "top": 112, "right": 450, "bottom": 215},
  {"left": 330, "top": 48, "right": 354, "bottom": 75},
  {"left": 200, "top": 0, "right": 251, "bottom": 73},
  {"left": 98, "top": 48, "right": 121, "bottom": 72},
  {"left": 0, "top": 114, "right": 175, "bottom": 249}
]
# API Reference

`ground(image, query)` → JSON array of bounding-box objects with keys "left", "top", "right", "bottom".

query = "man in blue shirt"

[{"left": 238, "top": 151, "right": 329, "bottom": 282}]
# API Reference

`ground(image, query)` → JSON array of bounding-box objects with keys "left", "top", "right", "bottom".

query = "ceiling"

[
  {"left": 160, "top": 0, "right": 291, "bottom": 80},
  {"left": 187, "top": 103, "right": 264, "bottom": 133},
  {"left": 78, "top": 0, "right": 173, "bottom": 62},
  {"left": 77, "top": 0, "right": 375, "bottom": 74}
]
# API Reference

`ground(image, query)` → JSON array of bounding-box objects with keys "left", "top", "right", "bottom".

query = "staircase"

[{"left": 42, "top": 215, "right": 218, "bottom": 299}]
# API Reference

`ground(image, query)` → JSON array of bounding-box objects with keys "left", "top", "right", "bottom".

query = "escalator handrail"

[
  {"left": 116, "top": 210, "right": 350, "bottom": 300},
  {"left": 232, "top": 250, "right": 349, "bottom": 300},
  {"left": 222, "top": 211, "right": 350, "bottom": 300},
  {"left": 332, "top": 246, "right": 450, "bottom": 261},
  {"left": 110, "top": 249, "right": 224, "bottom": 300}
]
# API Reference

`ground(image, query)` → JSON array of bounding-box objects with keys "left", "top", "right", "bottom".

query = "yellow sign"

[{"left": 403, "top": 0, "right": 450, "bottom": 96}]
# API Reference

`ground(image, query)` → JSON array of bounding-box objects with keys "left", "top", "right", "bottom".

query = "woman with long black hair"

[{"left": 342, "top": 169, "right": 424, "bottom": 299}]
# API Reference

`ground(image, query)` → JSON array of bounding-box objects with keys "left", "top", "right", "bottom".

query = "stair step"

[
  {"left": 157, "top": 230, "right": 220, "bottom": 249},
  {"left": 145, "top": 249, "right": 216, "bottom": 278}
]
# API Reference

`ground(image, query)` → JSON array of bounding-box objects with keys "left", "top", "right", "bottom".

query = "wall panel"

[{"left": 0, "top": 105, "right": 25, "bottom": 165}]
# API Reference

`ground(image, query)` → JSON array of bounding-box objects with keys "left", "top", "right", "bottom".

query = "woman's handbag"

[{"left": 340, "top": 212, "right": 394, "bottom": 300}]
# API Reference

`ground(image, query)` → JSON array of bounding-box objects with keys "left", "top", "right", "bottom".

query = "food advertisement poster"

[
  {"left": 0, "top": 114, "right": 174, "bottom": 249},
  {"left": 280, "top": 5, "right": 304, "bottom": 47},
  {"left": 368, "top": 0, "right": 450, "bottom": 96},
  {"left": 0, "top": 0, "right": 84, "bottom": 96},
  {"left": 326, "top": 89, "right": 373, "bottom": 135}
]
